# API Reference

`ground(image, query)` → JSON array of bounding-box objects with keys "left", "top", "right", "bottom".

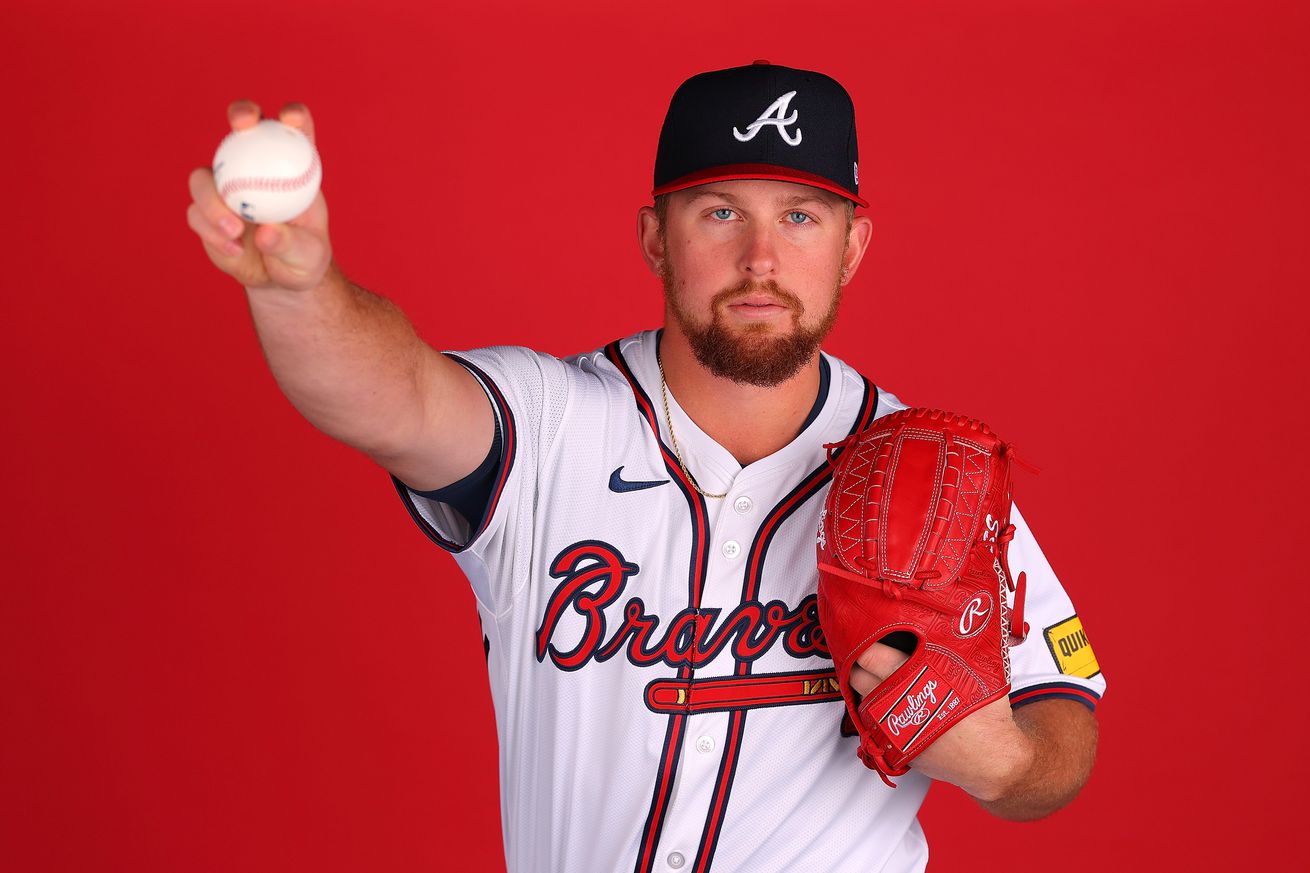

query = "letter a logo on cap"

[{"left": 733, "top": 91, "right": 803, "bottom": 146}]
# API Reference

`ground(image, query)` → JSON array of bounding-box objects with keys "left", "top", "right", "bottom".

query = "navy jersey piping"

[
  {"left": 603, "top": 339, "right": 712, "bottom": 873},
  {"left": 390, "top": 353, "right": 518, "bottom": 554}
]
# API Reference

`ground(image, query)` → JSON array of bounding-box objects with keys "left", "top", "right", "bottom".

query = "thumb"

[{"left": 254, "top": 222, "right": 329, "bottom": 290}]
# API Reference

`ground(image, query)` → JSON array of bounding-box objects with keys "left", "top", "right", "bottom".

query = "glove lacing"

[
  {"left": 995, "top": 522, "right": 1030, "bottom": 642},
  {"left": 854, "top": 539, "right": 941, "bottom": 598}
]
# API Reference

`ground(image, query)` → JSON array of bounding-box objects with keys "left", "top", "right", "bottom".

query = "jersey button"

[
  {"left": 721, "top": 540, "right": 741, "bottom": 559},
  {"left": 733, "top": 495, "right": 753, "bottom": 514},
  {"left": 668, "top": 852, "right": 686, "bottom": 869},
  {"left": 696, "top": 735, "right": 715, "bottom": 753}
]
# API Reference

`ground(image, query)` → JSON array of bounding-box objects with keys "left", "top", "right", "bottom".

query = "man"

[{"left": 187, "top": 62, "right": 1103, "bottom": 873}]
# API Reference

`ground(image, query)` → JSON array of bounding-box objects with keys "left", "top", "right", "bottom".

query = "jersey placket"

[
  {"left": 678, "top": 375, "right": 878, "bottom": 872},
  {"left": 650, "top": 472, "right": 750, "bottom": 872},
  {"left": 606, "top": 336, "right": 875, "bottom": 872}
]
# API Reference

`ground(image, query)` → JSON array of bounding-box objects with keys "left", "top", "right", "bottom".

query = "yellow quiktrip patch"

[{"left": 1043, "top": 616, "right": 1100, "bottom": 678}]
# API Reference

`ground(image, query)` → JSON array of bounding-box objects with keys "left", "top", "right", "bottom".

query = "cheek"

[
  {"left": 670, "top": 245, "right": 728, "bottom": 289},
  {"left": 803, "top": 240, "right": 847, "bottom": 272},
  {"left": 807, "top": 250, "right": 847, "bottom": 287},
  {"left": 679, "top": 232, "right": 720, "bottom": 263}
]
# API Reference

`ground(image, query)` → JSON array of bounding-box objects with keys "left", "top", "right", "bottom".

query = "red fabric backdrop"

[{"left": 3, "top": 0, "right": 1307, "bottom": 869}]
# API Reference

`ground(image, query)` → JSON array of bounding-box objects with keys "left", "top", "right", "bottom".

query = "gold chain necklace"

[{"left": 657, "top": 351, "right": 728, "bottom": 500}]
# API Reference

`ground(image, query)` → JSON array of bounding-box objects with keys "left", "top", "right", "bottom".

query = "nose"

[{"left": 738, "top": 222, "right": 778, "bottom": 278}]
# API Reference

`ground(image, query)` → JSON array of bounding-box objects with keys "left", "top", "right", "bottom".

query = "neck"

[{"left": 658, "top": 326, "right": 821, "bottom": 467}]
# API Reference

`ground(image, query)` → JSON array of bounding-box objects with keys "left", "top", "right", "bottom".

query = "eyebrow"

[{"left": 683, "top": 188, "right": 838, "bottom": 214}]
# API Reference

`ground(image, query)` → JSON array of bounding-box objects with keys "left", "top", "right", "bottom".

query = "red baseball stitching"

[{"left": 218, "top": 152, "right": 321, "bottom": 200}]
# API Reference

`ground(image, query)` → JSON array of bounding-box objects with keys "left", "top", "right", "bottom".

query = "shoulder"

[
  {"left": 561, "top": 330, "right": 656, "bottom": 379},
  {"left": 448, "top": 330, "right": 656, "bottom": 392}
]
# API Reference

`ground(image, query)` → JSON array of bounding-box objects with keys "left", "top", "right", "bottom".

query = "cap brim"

[{"left": 652, "top": 163, "right": 868, "bottom": 208}]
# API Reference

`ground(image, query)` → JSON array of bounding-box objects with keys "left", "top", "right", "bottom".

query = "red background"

[{"left": 3, "top": 1, "right": 1307, "bottom": 870}]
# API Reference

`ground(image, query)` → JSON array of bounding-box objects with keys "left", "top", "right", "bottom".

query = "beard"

[{"left": 662, "top": 266, "right": 843, "bottom": 387}]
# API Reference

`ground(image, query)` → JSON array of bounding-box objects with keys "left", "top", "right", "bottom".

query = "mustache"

[{"left": 711, "top": 279, "right": 803, "bottom": 309}]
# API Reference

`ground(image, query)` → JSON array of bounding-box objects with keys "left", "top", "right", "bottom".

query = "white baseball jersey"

[{"left": 393, "top": 329, "right": 1105, "bottom": 873}]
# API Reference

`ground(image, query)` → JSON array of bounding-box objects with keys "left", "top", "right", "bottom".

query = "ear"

[
  {"left": 839, "top": 214, "right": 874, "bottom": 286},
  {"left": 637, "top": 205, "right": 665, "bottom": 276}
]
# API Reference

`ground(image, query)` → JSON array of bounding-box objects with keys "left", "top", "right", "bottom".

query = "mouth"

[
  {"left": 726, "top": 295, "right": 792, "bottom": 319},
  {"left": 738, "top": 293, "right": 786, "bottom": 306}
]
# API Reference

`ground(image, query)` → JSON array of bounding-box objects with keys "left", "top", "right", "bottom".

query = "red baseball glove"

[{"left": 817, "top": 408, "right": 1030, "bottom": 786}]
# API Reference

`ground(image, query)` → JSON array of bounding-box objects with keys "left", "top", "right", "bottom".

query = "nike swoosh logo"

[{"left": 608, "top": 466, "right": 669, "bottom": 493}]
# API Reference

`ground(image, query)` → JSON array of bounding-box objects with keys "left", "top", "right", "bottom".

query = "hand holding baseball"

[{"left": 186, "top": 101, "right": 332, "bottom": 292}]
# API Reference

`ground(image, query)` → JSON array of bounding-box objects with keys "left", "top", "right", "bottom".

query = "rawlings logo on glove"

[{"left": 816, "top": 408, "right": 1030, "bottom": 786}]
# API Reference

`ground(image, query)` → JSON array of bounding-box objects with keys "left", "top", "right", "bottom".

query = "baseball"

[{"left": 212, "top": 119, "right": 322, "bottom": 224}]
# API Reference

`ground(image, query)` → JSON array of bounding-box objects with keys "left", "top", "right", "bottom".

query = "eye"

[
  {"left": 711, "top": 208, "right": 736, "bottom": 221},
  {"left": 785, "top": 211, "right": 813, "bottom": 225}
]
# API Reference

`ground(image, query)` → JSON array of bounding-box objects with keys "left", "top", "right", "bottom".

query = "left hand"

[{"left": 850, "top": 643, "right": 1035, "bottom": 802}]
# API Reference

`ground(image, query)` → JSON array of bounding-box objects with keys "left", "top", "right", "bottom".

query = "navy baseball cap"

[{"left": 653, "top": 61, "right": 867, "bottom": 208}]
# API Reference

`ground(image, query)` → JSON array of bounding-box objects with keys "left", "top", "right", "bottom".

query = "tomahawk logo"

[{"left": 734, "top": 91, "right": 803, "bottom": 146}]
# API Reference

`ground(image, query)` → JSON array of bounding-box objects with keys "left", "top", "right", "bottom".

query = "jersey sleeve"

[
  {"left": 390, "top": 345, "right": 571, "bottom": 613},
  {"left": 1005, "top": 502, "right": 1106, "bottom": 712}
]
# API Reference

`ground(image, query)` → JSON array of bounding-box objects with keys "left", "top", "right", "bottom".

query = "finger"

[
  {"left": 227, "top": 99, "right": 261, "bottom": 131},
  {"left": 854, "top": 641, "right": 910, "bottom": 681},
  {"left": 849, "top": 662, "right": 879, "bottom": 698},
  {"left": 187, "top": 167, "right": 244, "bottom": 240},
  {"left": 278, "top": 102, "right": 315, "bottom": 145},
  {"left": 187, "top": 202, "right": 244, "bottom": 258}
]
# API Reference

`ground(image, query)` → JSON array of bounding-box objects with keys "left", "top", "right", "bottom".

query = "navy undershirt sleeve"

[{"left": 407, "top": 417, "right": 503, "bottom": 530}]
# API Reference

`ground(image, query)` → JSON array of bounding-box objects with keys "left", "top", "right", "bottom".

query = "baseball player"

[{"left": 187, "top": 62, "right": 1104, "bottom": 873}]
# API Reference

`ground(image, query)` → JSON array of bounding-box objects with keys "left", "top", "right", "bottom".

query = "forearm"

[
  {"left": 973, "top": 699, "right": 1099, "bottom": 822},
  {"left": 244, "top": 263, "right": 433, "bottom": 456}
]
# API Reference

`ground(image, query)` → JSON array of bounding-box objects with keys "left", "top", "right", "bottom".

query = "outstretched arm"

[{"left": 186, "top": 101, "right": 493, "bottom": 491}]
